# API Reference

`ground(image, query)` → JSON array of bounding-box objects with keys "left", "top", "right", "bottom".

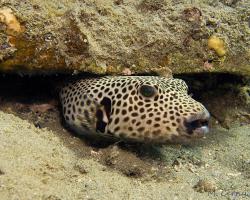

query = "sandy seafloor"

[{"left": 0, "top": 105, "right": 249, "bottom": 200}]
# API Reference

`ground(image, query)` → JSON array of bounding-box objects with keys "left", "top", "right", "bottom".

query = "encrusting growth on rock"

[{"left": 208, "top": 35, "right": 226, "bottom": 57}]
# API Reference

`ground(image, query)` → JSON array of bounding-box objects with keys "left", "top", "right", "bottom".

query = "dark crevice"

[
  {"left": 0, "top": 72, "right": 248, "bottom": 128},
  {"left": 175, "top": 72, "right": 249, "bottom": 100},
  {"left": 0, "top": 72, "right": 248, "bottom": 104}
]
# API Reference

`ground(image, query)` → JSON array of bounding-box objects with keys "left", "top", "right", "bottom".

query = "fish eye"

[{"left": 139, "top": 85, "right": 157, "bottom": 98}]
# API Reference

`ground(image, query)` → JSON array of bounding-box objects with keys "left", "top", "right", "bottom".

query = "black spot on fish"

[
  {"left": 96, "top": 109, "right": 107, "bottom": 133},
  {"left": 86, "top": 99, "right": 91, "bottom": 106},
  {"left": 100, "top": 97, "right": 112, "bottom": 120}
]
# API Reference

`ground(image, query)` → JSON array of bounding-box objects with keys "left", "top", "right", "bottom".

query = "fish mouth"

[{"left": 184, "top": 110, "right": 210, "bottom": 137}]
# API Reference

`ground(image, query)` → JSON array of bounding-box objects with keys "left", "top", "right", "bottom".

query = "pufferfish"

[{"left": 59, "top": 76, "right": 210, "bottom": 144}]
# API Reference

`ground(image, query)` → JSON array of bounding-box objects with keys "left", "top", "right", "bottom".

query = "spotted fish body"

[{"left": 60, "top": 76, "right": 210, "bottom": 144}]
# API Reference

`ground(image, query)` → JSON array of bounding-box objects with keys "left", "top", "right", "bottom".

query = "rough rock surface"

[{"left": 0, "top": 0, "right": 249, "bottom": 75}]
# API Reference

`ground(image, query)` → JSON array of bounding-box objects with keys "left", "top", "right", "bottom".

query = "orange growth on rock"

[{"left": 0, "top": 8, "right": 23, "bottom": 35}]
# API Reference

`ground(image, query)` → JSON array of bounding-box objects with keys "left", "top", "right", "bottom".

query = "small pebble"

[
  {"left": 0, "top": 169, "right": 4, "bottom": 175},
  {"left": 193, "top": 179, "right": 217, "bottom": 193},
  {"left": 74, "top": 163, "right": 89, "bottom": 174}
]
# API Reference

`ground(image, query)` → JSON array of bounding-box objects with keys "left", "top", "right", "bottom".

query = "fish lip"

[{"left": 184, "top": 110, "right": 210, "bottom": 137}]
